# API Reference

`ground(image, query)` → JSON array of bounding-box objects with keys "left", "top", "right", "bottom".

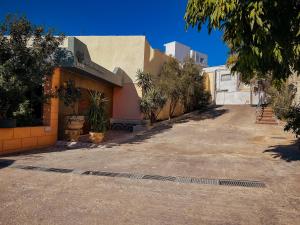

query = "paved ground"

[{"left": 1, "top": 106, "right": 300, "bottom": 225}]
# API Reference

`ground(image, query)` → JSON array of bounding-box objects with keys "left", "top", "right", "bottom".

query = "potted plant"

[
  {"left": 87, "top": 90, "right": 108, "bottom": 144},
  {"left": 57, "top": 80, "right": 84, "bottom": 140}
]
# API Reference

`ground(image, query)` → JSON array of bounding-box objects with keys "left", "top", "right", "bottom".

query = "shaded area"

[
  {"left": 0, "top": 159, "right": 15, "bottom": 169},
  {"left": 264, "top": 140, "right": 300, "bottom": 162},
  {"left": 0, "top": 107, "right": 228, "bottom": 156},
  {"left": 107, "top": 106, "right": 228, "bottom": 147}
]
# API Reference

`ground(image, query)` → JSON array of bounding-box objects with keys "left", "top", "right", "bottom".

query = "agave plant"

[{"left": 87, "top": 90, "right": 108, "bottom": 133}]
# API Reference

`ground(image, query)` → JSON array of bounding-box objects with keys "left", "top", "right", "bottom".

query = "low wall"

[
  {"left": 0, "top": 68, "right": 60, "bottom": 155},
  {"left": 0, "top": 126, "right": 57, "bottom": 155}
]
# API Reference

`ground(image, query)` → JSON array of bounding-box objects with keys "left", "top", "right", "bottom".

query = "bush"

[
  {"left": 267, "top": 82, "right": 297, "bottom": 120},
  {"left": 284, "top": 105, "right": 300, "bottom": 137}
]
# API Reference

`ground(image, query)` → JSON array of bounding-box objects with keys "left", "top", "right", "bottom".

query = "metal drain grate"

[
  {"left": 11, "top": 165, "right": 266, "bottom": 188},
  {"left": 219, "top": 179, "right": 266, "bottom": 188}
]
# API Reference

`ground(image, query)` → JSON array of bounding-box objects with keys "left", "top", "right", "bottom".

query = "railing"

[{"left": 255, "top": 95, "right": 265, "bottom": 121}]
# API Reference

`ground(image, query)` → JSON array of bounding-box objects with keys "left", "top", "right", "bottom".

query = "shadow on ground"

[
  {"left": 106, "top": 106, "right": 228, "bottom": 148},
  {"left": 0, "top": 107, "right": 228, "bottom": 156},
  {"left": 264, "top": 140, "right": 300, "bottom": 162},
  {"left": 0, "top": 159, "right": 15, "bottom": 169}
]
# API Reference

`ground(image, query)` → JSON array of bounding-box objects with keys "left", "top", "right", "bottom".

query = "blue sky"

[{"left": 0, "top": 0, "right": 228, "bottom": 66}]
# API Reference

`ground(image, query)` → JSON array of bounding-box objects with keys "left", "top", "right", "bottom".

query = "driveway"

[{"left": 1, "top": 106, "right": 300, "bottom": 225}]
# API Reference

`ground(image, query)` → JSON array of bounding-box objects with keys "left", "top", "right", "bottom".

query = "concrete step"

[{"left": 256, "top": 121, "right": 278, "bottom": 125}]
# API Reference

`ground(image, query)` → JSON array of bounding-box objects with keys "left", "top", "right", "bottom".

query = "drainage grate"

[
  {"left": 191, "top": 178, "right": 219, "bottom": 185},
  {"left": 45, "top": 168, "right": 73, "bottom": 173},
  {"left": 11, "top": 165, "right": 266, "bottom": 188},
  {"left": 219, "top": 179, "right": 266, "bottom": 188}
]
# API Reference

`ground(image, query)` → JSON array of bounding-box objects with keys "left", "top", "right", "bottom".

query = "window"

[{"left": 221, "top": 74, "right": 231, "bottom": 81}]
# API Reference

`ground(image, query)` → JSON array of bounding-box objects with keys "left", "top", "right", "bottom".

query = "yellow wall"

[{"left": 0, "top": 68, "right": 60, "bottom": 155}]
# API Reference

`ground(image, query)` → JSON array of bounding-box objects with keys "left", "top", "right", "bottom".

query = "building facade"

[
  {"left": 203, "top": 65, "right": 259, "bottom": 105},
  {"left": 164, "top": 41, "right": 208, "bottom": 67}
]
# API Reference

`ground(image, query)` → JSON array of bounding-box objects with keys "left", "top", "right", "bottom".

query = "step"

[{"left": 256, "top": 121, "right": 278, "bottom": 125}]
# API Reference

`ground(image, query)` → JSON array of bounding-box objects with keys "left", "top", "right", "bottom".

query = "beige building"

[{"left": 62, "top": 36, "right": 183, "bottom": 128}]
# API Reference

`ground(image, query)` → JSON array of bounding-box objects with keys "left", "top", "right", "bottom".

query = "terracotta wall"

[
  {"left": 58, "top": 68, "right": 114, "bottom": 139},
  {"left": 0, "top": 68, "right": 60, "bottom": 155}
]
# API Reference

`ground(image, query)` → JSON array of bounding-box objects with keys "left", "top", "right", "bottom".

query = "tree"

[
  {"left": 185, "top": 0, "right": 300, "bottom": 83},
  {"left": 180, "top": 58, "right": 210, "bottom": 111},
  {"left": 136, "top": 71, "right": 166, "bottom": 124},
  {"left": 284, "top": 105, "right": 300, "bottom": 138},
  {"left": 0, "top": 15, "right": 64, "bottom": 122},
  {"left": 158, "top": 58, "right": 182, "bottom": 118}
]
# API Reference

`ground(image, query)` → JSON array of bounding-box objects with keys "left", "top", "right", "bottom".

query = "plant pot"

[
  {"left": 89, "top": 132, "right": 105, "bottom": 144},
  {"left": 65, "top": 115, "right": 85, "bottom": 130},
  {"left": 0, "top": 119, "right": 16, "bottom": 128}
]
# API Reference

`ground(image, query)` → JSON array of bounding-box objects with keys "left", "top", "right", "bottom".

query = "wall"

[
  {"left": 203, "top": 65, "right": 259, "bottom": 105},
  {"left": 71, "top": 36, "right": 145, "bottom": 120},
  {"left": 0, "top": 68, "right": 60, "bottom": 155},
  {"left": 58, "top": 68, "right": 114, "bottom": 139},
  {"left": 164, "top": 41, "right": 191, "bottom": 63}
]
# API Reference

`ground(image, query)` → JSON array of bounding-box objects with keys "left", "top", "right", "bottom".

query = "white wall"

[
  {"left": 204, "top": 65, "right": 259, "bottom": 105},
  {"left": 164, "top": 41, "right": 208, "bottom": 67}
]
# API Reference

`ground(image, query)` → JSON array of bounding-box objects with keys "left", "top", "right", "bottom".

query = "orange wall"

[
  {"left": 0, "top": 68, "right": 60, "bottom": 155},
  {"left": 112, "top": 84, "right": 142, "bottom": 120}
]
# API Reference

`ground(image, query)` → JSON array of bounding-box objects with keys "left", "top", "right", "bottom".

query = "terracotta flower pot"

[
  {"left": 65, "top": 115, "right": 85, "bottom": 130},
  {"left": 89, "top": 132, "right": 105, "bottom": 144}
]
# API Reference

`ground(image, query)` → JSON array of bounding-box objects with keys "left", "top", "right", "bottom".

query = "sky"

[{"left": 0, "top": 0, "right": 228, "bottom": 66}]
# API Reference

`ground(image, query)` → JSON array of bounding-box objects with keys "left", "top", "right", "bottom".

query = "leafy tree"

[
  {"left": 284, "top": 105, "right": 300, "bottom": 138},
  {"left": 158, "top": 58, "right": 182, "bottom": 118},
  {"left": 136, "top": 71, "right": 166, "bottom": 123},
  {"left": 185, "top": 0, "right": 300, "bottom": 82},
  {"left": 0, "top": 15, "right": 64, "bottom": 122},
  {"left": 180, "top": 58, "right": 210, "bottom": 111}
]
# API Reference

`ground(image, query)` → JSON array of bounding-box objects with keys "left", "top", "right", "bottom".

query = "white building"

[
  {"left": 203, "top": 65, "right": 260, "bottom": 105},
  {"left": 164, "top": 41, "right": 208, "bottom": 67}
]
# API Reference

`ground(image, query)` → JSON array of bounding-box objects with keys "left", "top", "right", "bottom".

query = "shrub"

[
  {"left": 284, "top": 105, "right": 300, "bottom": 137},
  {"left": 87, "top": 91, "right": 108, "bottom": 133},
  {"left": 267, "top": 82, "right": 297, "bottom": 120}
]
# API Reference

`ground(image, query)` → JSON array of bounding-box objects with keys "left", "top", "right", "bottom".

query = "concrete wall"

[
  {"left": 0, "top": 69, "right": 60, "bottom": 155},
  {"left": 203, "top": 65, "right": 258, "bottom": 105},
  {"left": 71, "top": 36, "right": 145, "bottom": 120},
  {"left": 164, "top": 41, "right": 208, "bottom": 67},
  {"left": 165, "top": 41, "right": 191, "bottom": 63}
]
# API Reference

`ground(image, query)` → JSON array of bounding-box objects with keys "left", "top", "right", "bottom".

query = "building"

[
  {"left": 64, "top": 36, "right": 183, "bottom": 125},
  {"left": 164, "top": 41, "right": 208, "bottom": 67},
  {"left": 203, "top": 65, "right": 259, "bottom": 105}
]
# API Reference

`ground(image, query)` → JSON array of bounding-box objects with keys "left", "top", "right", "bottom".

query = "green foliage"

[
  {"left": 137, "top": 70, "right": 167, "bottom": 123},
  {"left": 185, "top": 0, "right": 300, "bottom": 82},
  {"left": 158, "top": 58, "right": 182, "bottom": 118},
  {"left": 57, "top": 80, "right": 81, "bottom": 115},
  {"left": 267, "top": 82, "right": 297, "bottom": 120},
  {"left": 87, "top": 91, "right": 108, "bottom": 133},
  {"left": 284, "top": 105, "right": 300, "bottom": 137},
  {"left": 0, "top": 15, "right": 64, "bottom": 121},
  {"left": 136, "top": 69, "right": 154, "bottom": 94},
  {"left": 140, "top": 88, "right": 167, "bottom": 123},
  {"left": 180, "top": 58, "right": 210, "bottom": 111}
]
